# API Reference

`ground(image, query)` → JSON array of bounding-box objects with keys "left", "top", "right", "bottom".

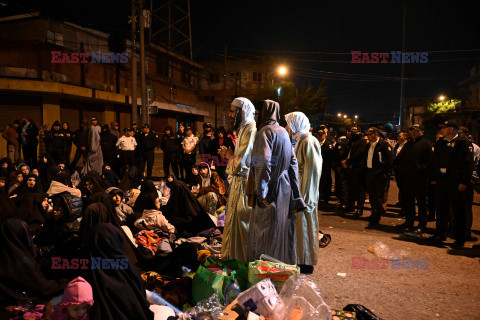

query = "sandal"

[{"left": 319, "top": 231, "right": 331, "bottom": 248}]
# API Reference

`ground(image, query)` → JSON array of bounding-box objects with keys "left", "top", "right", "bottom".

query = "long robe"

[
  {"left": 222, "top": 122, "right": 257, "bottom": 262},
  {"left": 246, "top": 100, "right": 305, "bottom": 264},
  {"left": 291, "top": 132, "right": 323, "bottom": 266},
  {"left": 85, "top": 125, "right": 103, "bottom": 175}
]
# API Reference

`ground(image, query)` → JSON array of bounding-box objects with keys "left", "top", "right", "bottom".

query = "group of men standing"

[{"left": 316, "top": 120, "right": 478, "bottom": 249}]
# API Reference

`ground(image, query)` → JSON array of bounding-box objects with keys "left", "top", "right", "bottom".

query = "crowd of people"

[{"left": 0, "top": 97, "right": 479, "bottom": 319}]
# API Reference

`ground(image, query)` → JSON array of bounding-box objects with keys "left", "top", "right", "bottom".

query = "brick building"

[{"left": 0, "top": 13, "right": 214, "bottom": 157}]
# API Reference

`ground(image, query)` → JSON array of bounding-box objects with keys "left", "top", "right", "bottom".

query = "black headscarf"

[
  {"left": 259, "top": 99, "right": 281, "bottom": 128},
  {"left": 102, "top": 165, "right": 120, "bottom": 188},
  {"left": 38, "top": 153, "right": 56, "bottom": 190},
  {"left": 85, "top": 223, "right": 154, "bottom": 320},
  {"left": 14, "top": 192, "right": 47, "bottom": 234},
  {"left": 53, "top": 170, "right": 73, "bottom": 187},
  {"left": 163, "top": 175, "right": 215, "bottom": 235},
  {"left": 133, "top": 180, "right": 158, "bottom": 214},
  {"left": 119, "top": 166, "right": 142, "bottom": 191},
  {"left": 0, "top": 219, "right": 66, "bottom": 305},
  {"left": 0, "top": 157, "right": 14, "bottom": 186},
  {"left": 80, "top": 171, "right": 105, "bottom": 197},
  {"left": 0, "top": 188, "right": 17, "bottom": 219},
  {"left": 10, "top": 173, "right": 43, "bottom": 201}
]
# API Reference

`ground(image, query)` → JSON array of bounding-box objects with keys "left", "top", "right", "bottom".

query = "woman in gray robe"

[
  {"left": 84, "top": 123, "right": 104, "bottom": 175},
  {"left": 246, "top": 100, "right": 306, "bottom": 265},
  {"left": 285, "top": 112, "right": 323, "bottom": 273}
]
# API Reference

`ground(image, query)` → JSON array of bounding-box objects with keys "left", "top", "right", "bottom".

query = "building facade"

[{"left": 0, "top": 13, "right": 213, "bottom": 157}]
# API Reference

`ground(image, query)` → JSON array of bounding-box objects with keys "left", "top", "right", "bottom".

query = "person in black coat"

[
  {"left": 62, "top": 122, "right": 73, "bottom": 167},
  {"left": 100, "top": 124, "right": 118, "bottom": 170},
  {"left": 70, "top": 121, "right": 87, "bottom": 171},
  {"left": 393, "top": 131, "right": 408, "bottom": 212},
  {"left": 364, "top": 127, "right": 393, "bottom": 227},
  {"left": 429, "top": 120, "right": 474, "bottom": 248},
  {"left": 44, "top": 121, "right": 66, "bottom": 165},
  {"left": 333, "top": 128, "right": 349, "bottom": 210},
  {"left": 20, "top": 116, "right": 39, "bottom": 168},
  {"left": 343, "top": 127, "right": 369, "bottom": 217},
  {"left": 138, "top": 125, "right": 158, "bottom": 178},
  {"left": 317, "top": 130, "right": 334, "bottom": 205},
  {"left": 160, "top": 125, "right": 180, "bottom": 178},
  {"left": 198, "top": 129, "right": 213, "bottom": 166},
  {"left": 398, "top": 124, "right": 432, "bottom": 234}
]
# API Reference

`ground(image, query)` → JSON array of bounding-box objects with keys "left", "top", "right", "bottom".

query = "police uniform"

[
  {"left": 365, "top": 128, "right": 393, "bottom": 226},
  {"left": 138, "top": 125, "right": 159, "bottom": 178},
  {"left": 399, "top": 125, "right": 432, "bottom": 232},
  {"left": 431, "top": 121, "right": 474, "bottom": 246}
]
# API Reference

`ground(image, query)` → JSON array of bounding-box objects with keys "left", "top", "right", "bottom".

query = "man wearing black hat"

[
  {"left": 364, "top": 127, "right": 393, "bottom": 227},
  {"left": 430, "top": 120, "right": 474, "bottom": 248},
  {"left": 343, "top": 127, "right": 368, "bottom": 217},
  {"left": 397, "top": 124, "right": 432, "bottom": 234},
  {"left": 138, "top": 124, "right": 158, "bottom": 178},
  {"left": 160, "top": 125, "right": 180, "bottom": 178},
  {"left": 317, "top": 130, "right": 334, "bottom": 205}
]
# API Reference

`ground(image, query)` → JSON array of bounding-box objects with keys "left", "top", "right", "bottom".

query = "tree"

[
  {"left": 426, "top": 99, "right": 460, "bottom": 113},
  {"left": 255, "top": 81, "right": 329, "bottom": 118}
]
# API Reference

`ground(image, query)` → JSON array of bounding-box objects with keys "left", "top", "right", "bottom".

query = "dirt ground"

[{"left": 312, "top": 182, "right": 480, "bottom": 320}]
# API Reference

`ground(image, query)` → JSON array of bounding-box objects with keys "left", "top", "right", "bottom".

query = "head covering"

[
  {"left": 284, "top": 112, "right": 311, "bottom": 142},
  {"left": 133, "top": 180, "right": 158, "bottom": 214},
  {"left": 409, "top": 124, "right": 425, "bottom": 131},
  {"left": 50, "top": 277, "right": 94, "bottom": 320},
  {"left": 439, "top": 120, "right": 459, "bottom": 130},
  {"left": 231, "top": 97, "right": 255, "bottom": 129},
  {"left": 0, "top": 219, "right": 65, "bottom": 305},
  {"left": 119, "top": 166, "right": 142, "bottom": 191},
  {"left": 85, "top": 223, "right": 154, "bottom": 320},
  {"left": 259, "top": 100, "right": 281, "bottom": 128}
]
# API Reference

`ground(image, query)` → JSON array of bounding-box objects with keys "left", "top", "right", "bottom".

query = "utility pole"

[
  {"left": 131, "top": 0, "right": 138, "bottom": 123},
  {"left": 399, "top": 2, "right": 406, "bottom": 129},
  {"left": 222, "top": 44, "right": 227, "bottom": 129},
  {"left": 139, "top": 0, "right": 147, "bottom": 125}
]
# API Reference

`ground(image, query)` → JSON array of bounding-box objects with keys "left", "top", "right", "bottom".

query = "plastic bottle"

[
  {"left": 224, "top": 278, "right": 241, "bottom": 306},
  {"left": 19, "top": 292, "right": 34, "bottom": 311},
  {"left": 145, "top": 290, "right": 183, "bottom": 315}
]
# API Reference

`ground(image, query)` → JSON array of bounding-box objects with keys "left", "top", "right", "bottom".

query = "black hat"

[
  {"left": 366, "top": 127, "right": 379, "bottom": 134},
  {"left": 350, "top": 126, "right": 361, "bottom": 134},
  {"left": 90, "top": 117, "right": 97, "bottom": 122},
  {"left": 131, "top": 121, "right": 137, "bottom": 126},
  {"left": 143, "top": 124, "right": 151, "bottom": 129},
  {"left": 439, "top": 120, "right": 458, "bottom": 130},
  {"left": 409, "top": 124, "right": 425, "bottom": 131},
  {"left": 126, "top": 127, "right": 134, "bottom": 132},
  {"left": 319, "top": 124, "right": 327, "bottom": 130}
]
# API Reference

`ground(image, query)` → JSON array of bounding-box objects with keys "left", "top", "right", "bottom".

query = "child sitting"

[
  {"left": 134, "top": 194, "right": 176, "bottom": 233},
  {"left": 50, "top": 277, "right": 94, "bottom": 320}
]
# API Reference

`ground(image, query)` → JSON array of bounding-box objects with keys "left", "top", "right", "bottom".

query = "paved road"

[{"left": 312, "top": 181, "right": 480, "bottom": 320}]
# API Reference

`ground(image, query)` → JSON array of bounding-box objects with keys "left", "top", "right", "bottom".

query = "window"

[
  {"left": 253, "top": 72, "right": 262, "bottom": 83},
  {"left": 46, "top": 30, "right": 64, "bottom": 47},
  {"left": 209, "top": 73, "right": 220, "bottom": 83},
  {"left": 156, "top": 57, "right": 170, "bottom": 78},
  {"left": 181, "top": 70, "right": 192, "bottom": 85}
]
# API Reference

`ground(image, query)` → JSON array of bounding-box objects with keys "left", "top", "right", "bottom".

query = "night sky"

[{"left": 2, "top": 0, "right": 479, "bottom": 121}]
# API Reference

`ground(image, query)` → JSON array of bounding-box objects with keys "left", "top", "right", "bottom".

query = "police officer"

[
  {"left": 343, "top": 127, "right": 368, "bottom": 217},
  {"left": 333, "top": 128, "right": 349, "bottom": 210},
  {"left": 160, "top": 125, "right": 180, "bottom": 178},
  {"left": 318, "top": 129, "right": 334, "bottom": 205},
  {"left": 398, "top": 124, "right": 432, "bottom": 234},
  {"left": 138, "top": 124, "right": 158, "bottom": 178},
  {"left": 430, "top": 120, "right": 474, "bottom": 248},
  {"left": 364, "top": 127, "right": 393, "bottom": 227}
]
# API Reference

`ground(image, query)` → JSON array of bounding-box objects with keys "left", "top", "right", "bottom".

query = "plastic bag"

[
  {"left": 71, "top": 171, "right": 80, "bottom": 187},
  {"left": 248, "top": 260, "right": 299, "bottom": 292},
  {"left": 204, "top": 257, "right": 249, "bottom": 291},
  {"left": 368, "top": 242, "right": 408, "bottom": 260},
  {"left": 189, "top": 293, "right": 224, "bottom": 319},
  {"left": 271, "top": 274, "right": 331, "bottom": 320},
  {"left": 192, "top": 265, "right": 233, "bottom": 304}
]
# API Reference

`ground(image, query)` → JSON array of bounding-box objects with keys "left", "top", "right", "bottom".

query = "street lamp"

[
  {"left": 278, "top": 66, "right": 288, "bottom": 76},
  {"left": 439, "top": 95, "right": 445, "bottom": 101},
  {"left": 354, "top": 115, "right": 358, "bottom": 119},
  {"left": 337, "top": 113, "right": 342, "bottom": 118},
  {"left": 343, "top": 115, "right": 347, "bottom": 119}
]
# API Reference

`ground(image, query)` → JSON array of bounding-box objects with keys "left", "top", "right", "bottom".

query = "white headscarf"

[
  {"left": 285, "top": 111, "right": 311, "bottom": 144},
  {"left": 231, "top": 97, "right": 255, "bottom": 130}
]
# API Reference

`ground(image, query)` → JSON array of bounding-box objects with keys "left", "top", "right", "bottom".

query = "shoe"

[
  {"left": 413, "top": 228, "right": 424, "bottom": 236},
  {"left": 427, "top": 215, "right": 436, "bottom": 222},
  {"left": 353, "top": 209, "right": 363, "bottom": 218},
  {"left": 393, "top": 201, "right": 401, "bottom": 208},
  {"left": 428, "top": 235, "right": 446, "bottom": 242},
  {"left": 367, "top": 220, "right": 380, "bottom": 228},
  {"left": 397, "top": 222, "right": 413, "bottom": 231},
  {"left": 451, "top": 241, "right": 465, "bottom": 249},
  {"left": 299, "top": 264, "right": 314, "bottom": 274},
  {"left": 342, "top": 205, "right": 354, "bottom": 213},
  {"left": 465, "top": 235, "right": 478, "bottom": 242}
]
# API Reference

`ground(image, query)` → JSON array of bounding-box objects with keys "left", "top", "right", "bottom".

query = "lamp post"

[{"left": 439, "top": 95, "right": 446, "bottom": 101}]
